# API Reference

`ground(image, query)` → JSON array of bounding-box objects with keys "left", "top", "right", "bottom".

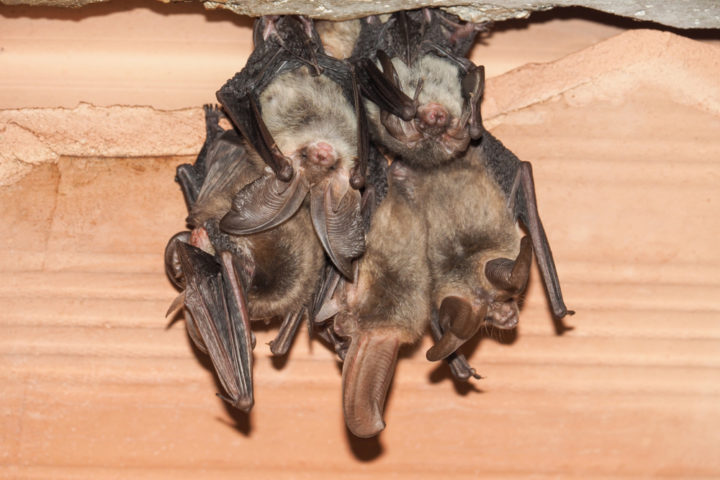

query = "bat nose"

[
  {"left": 417, "top": 103, "right": 449, "bottom": 128},
  {"left": 307, "top": 141, "right": 336, "bottom": 167}
]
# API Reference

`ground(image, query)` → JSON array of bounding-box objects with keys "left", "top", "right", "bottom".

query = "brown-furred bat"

[
  {"left": 312, "top": 9, "right": 572, "bottom": 437},
  {"left": 316, "top": 161, "right": 430, "bottom": 438},
  {"left": 353, "top": 9, "right": 572, "bottom": 343},
  {"left": 163, "top": 11, "right": 572, "bottom": 439}
]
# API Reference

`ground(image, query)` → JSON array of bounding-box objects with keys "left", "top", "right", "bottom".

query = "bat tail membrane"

[
  {"left": 338, "top": 320, "right": 400, "bottom": 438},
  {"left": 176, "top": 242, "right": 255, "bottom": 412}
]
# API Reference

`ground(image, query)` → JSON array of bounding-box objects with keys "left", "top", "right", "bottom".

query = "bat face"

[
  {"left": 354, "top": 10, "right": 486, "bottom": 168},
  {"left": 259, "top": 66, "right": 357, "bottom": 189},
  {"left": 216, "top": 15, "right": 370, "bottom": 279},
  {"left": 365, "top": 53, "right": 473, "bottom": 167}
]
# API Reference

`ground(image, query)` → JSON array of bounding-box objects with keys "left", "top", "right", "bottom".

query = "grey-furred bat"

[
  {"left": 164, "top": 16, "right": 369, "bottom": 412},
  {"left": 217, "top": 15, "right": 367, "bottom": 279},
  {"left": 353, "top": 10, "right": 572, "bottom": 361}
]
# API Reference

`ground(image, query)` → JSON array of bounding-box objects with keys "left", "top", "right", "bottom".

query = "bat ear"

[
  {"left": 485, "top": 235, "right": 533, "bottom": 294},
  {"left": 461, "top": 64, "right": 485, "bottom": 140},
  {"left": 355, "top": 54, "right": 417, "bottom": 121},
  {"left": 310, "top": 177, "right": 365, "bottom": 279},
  {"left": 426, "top": 296, "right": 487, "bottom": 361},
  {"left": 164, "top": 231, "right": 191, "bottom": 290},
  {"left": 340, "top": 327, "right": 400, "bottom": 438},
  {"left": 220, "top": 172, "right": 309, "bottom": 235}
]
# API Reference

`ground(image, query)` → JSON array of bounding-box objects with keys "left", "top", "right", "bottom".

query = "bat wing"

[
  {"left": 482, "top": 133, "right": 574, "bottom": 330},
  {"left": 355, "top": 52, "right": 417, "bottom": 122},
  {"left": 176, "top": 242, "right": 255, "bottom": 411},
  {"left": 175, "top": 105, "right": 226, "bottom": 212}
]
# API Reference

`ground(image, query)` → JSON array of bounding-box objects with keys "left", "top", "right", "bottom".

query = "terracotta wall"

[{"left": 1, "top": 3, "right": 719, "bottom": 478}]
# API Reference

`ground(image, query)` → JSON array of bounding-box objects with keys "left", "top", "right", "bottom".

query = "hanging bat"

[
  {"left": 165, "top": 105, "right": 325, "bottom": 411},
  {"left": 352, "top": 10, "right": 571, "bottom": 347},
  {"left": 164, "top": 15, "right": 370, "bottom": 412},
  {"left": 216, "top": 15, "right": 367, "bottom": 279},
  {"left": 316, "top": 161, "right": 431, "bottom": 438}
]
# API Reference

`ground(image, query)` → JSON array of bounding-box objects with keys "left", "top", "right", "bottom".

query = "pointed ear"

[
  {"left": 220, "top": 173, "right": 309, "bottom": 235},
  {"left": 355, "top": 53, "right": 416, "bottom": 121},
  {"left": 426, "top": 296, "right": 487, "bottom": 361},
  {"left": 310, "top": 178, "right": 365, "bottom": 279},
  {"left": 461, "top": 64, "right": 485, "bottom": 140},
  {"left": 341, "top": 329, "right": 400, "bottom": 438},
  {"left": 485, "top": 235, "right": 533, "bottom": 294}
]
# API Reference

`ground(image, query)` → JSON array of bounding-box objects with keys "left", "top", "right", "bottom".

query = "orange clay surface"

[{"left": 1, "top": 3, "right": 720, "bottom": 478}]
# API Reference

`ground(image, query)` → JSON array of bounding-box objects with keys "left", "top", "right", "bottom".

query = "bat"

[
  {"left": 216, "top": 15, "right": 367, "bottom": 279},
  {"left": 316, "top": 160, "right": 431, "bottom": 438},
  {"left": 164, "top": 16, "right": 370, "bottom": 411},
  {"left": 315, "top": 18, "right": 361, "bottom": 59},
  {"left": 311, "top": 10, "right": 572, "bottom": 437},
  {"left": 421, "top": 133, "right": 574, "bottom": 363},
  {"left": 351, "top": 10, "right": 572, "bottom": 357}
]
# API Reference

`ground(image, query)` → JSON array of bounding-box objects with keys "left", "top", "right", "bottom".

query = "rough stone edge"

[
  {"left": 1, "top": 0, "right": 720, "bottom": 28},
  {"left": 0, "top": 104, "right": 204, "bottom": 185},
  {"left": 2, "top": 29, "right": 719, "bottom": 186}
]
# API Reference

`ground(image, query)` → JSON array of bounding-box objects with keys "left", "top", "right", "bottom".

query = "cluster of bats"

[{"left": 164, "top": 10, "right": 572, "bottom": 438}]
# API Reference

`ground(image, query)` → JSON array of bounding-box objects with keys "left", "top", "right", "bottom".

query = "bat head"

[
  {"left": 427, "top": 236, "right": 532, "bottom": 362},
  {"left": 481, "top": 235, "right": 533, "bottom": 330},
  {"left": 361, "top": 51, "right": 485, "bottom": 168},
  {"left": 259, "top": 66, "right": 358, "bottom": 186}
]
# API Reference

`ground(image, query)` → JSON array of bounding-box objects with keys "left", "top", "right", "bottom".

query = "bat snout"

[
  {"left": 417, "top": 103, "right": 450, "bottom": 130},
  {"left": 487, "top": 301, "right": 519, "bottom": 330},
  {"left": 304, "top": 141, "right": 337, "bottom": 168}
]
